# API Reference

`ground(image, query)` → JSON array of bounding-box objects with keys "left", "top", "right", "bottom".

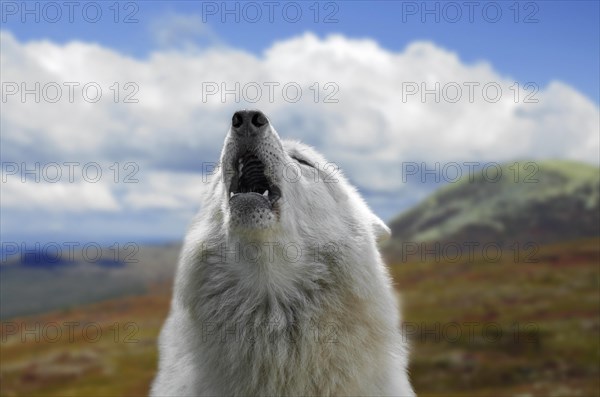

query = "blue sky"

[
  {"left": 1, "top": 1, "right": 599, "bottom": 244},
  {"left": 4, "top": 1, "right": 599, "bottom": 102}
]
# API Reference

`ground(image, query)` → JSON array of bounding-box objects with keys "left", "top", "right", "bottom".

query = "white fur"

[{"left": 151, "top": 121, "right": 415, "bottom": 396}]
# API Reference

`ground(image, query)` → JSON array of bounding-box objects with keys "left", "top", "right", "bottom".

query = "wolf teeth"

[
  {"left": 230, "top": 192, "right": 236, "bottom": 198},
  {"left": 263, "top": 190, "right": 268, "bottom": 197}
]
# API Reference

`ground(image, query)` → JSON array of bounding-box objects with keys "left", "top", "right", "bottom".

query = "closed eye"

[{"left": 291, "top": 156, "right": 314, "bottom": 168}]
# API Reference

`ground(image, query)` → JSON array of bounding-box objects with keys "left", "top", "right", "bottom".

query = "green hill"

[{"left": 384, "top": 160, "right": 599, "bottom": 261}]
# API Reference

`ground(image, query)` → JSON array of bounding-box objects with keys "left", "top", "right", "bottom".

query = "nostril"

[
  {"left": 251, "top": 112, "right": 268, "bottom": 128},
  {"left": 232, "top": 112, "right": 243, "bottom": 128}
]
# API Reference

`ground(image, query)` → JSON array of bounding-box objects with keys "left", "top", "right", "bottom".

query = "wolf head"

[
  {"left": 167, "top": 111, "right": 411, "bottom": 396},
  {"left": 217, "top": 109, "right": 391, "bottom": 245}
]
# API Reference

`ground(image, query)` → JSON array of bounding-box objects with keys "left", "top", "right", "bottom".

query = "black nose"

[{"left": 231, "top": 110, "right": 268, "bottom": 136}]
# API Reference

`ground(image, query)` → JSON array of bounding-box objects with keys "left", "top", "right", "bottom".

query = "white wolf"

[{"left": 151, "top": 110, "right": 415, "bottom": 396}]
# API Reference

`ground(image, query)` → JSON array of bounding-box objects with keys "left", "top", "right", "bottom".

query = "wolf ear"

[{"left": 372, "top": 216, "right": 391, "bottom": 243}]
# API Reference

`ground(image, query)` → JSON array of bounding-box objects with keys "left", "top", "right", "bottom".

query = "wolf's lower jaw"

[{"left": 229, "top": 153, "right": 281, "bottom": 207}]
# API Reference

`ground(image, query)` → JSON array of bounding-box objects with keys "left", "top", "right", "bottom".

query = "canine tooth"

[
  {"left": 230, "top": 192, "right": 234, "bottom": 198},
  {"left": 263, "top": 190, "right": 269, "bottom": 197}
]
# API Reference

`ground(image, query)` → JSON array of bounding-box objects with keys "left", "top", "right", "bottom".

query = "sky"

[
  {"left": 1, "top": 0, "right": 599, "bottom": 245},
  {"left": 4, "top": 1, "right": 599, "bottom": 102}
]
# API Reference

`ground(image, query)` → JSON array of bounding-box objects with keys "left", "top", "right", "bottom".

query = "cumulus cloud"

[
  {"left": 122, "top": 172, "right": 205, "bottom": 210},
  {"left": 1, "top": 28, "right": 598, "bottom": 239},
  {"left": 2, "top": 173, "right": 120, "bottom": 212}
]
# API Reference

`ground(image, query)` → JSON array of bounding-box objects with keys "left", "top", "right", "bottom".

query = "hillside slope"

[
  {"left": 1, "top": 239, "right": 598, "bottom": 397},
  {"left": 384, "top": 160, "right": 599, "bottom": 260},
  {"left": 0, "top": 244, "right": 180, "bottom": 320}
]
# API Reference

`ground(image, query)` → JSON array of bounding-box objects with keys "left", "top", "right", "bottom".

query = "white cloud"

[
  {"left": 1, "top": 28, "right": 598, "bottom": 236},
  {"left": 2, "top": 174, "right": 120, "bottom": 212},
  {"left": 122, "top": 171, "right": 205, "bottom": 210}
]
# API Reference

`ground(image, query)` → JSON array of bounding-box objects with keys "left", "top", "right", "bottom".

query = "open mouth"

[{"left": 229, "top": 152, "right": 281, "bottom": 206}]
